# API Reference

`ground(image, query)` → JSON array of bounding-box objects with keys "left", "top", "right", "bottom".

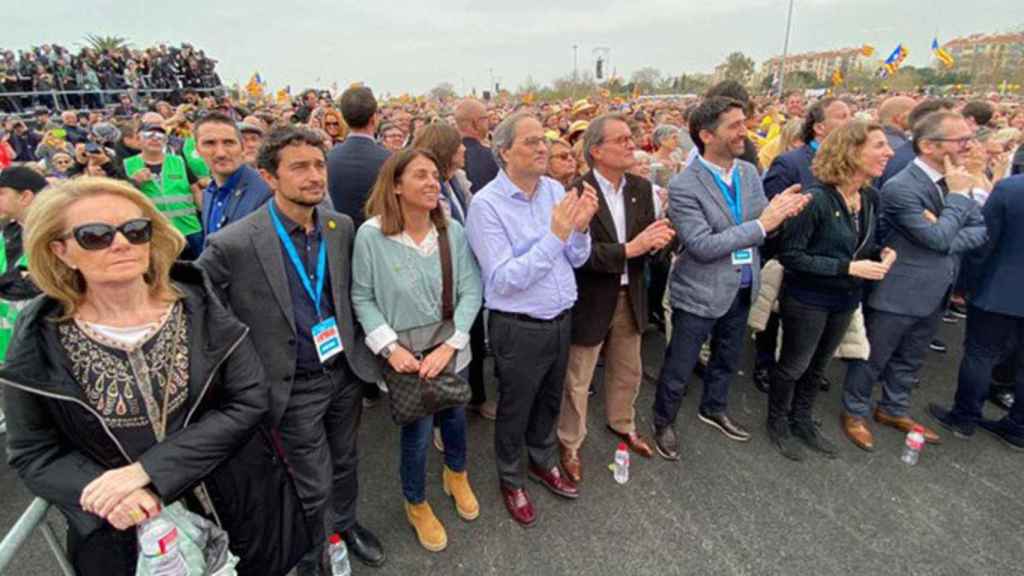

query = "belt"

[{"left": 493, "top": 309, "right": 569, "bottom": 324}]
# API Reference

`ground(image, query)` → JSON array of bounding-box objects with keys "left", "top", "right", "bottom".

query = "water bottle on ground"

[
  {"left": 137, "top": 516, "right": 188, "bottom": 576},
  {"left": 328, "top": 533, "right": 352, "bottom": 576},
  {"left": 901, "top": 425, "right": 926, "bottom": 466},
  {"left": 613, "top": 442, "right": 630, "bottom": 484}
]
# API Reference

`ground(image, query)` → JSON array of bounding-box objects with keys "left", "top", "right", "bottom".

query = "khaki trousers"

[{"left": 558, "top": 290, "right": 643, "bottom": 451}]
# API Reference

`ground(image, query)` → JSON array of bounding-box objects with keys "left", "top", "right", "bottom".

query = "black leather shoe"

[
  {"left": 989, "top": 386, "right": 1015, "bottom": 411},
  {"left": 978, "top": 417, "right": 1024, "bottom": 451},
  {"left": 753, "top": 369, "right": 770, "bottom": 394},
  {"left": 341, "top": 523, "right": 386, "bottom": 567},
  {"left": 927, "top": 403, "right": 975, "bottom": 439},
  {"left": 653, "top": 424, "right": 680, "bottom": 461},
  {"left": 767, "top": 420, "right": 805, "bottom": 462},
  {"left": 790, "top": 420, "right": 838, "bottom": 458},
  {"left": 698, "top": 410, "right": 751, "bottom": 442}
]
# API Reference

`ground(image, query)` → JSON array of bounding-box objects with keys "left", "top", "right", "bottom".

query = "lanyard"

[
  {"left": 809, "top": 140, "right": 820, "bottom": 152},
  {"left": 268, "top": 202, "right": 327, "bottom": 316},
  {"left": 705, "top": 164, "right": 743, "bottom": 224}
]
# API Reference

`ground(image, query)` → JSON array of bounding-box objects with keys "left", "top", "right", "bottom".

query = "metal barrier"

[
  {"left": 0, "top": 86, "right": 224, "bottom": 113},
  {"left": 0, "top": 497, "right": 75, "bottom": 575}
]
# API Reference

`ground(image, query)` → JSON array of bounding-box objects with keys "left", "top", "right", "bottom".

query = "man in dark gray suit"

[
  {"left": 651, "top": 97, "right": 809, "bottom": 460},
  {"left": 199, "top": 127, "right": 385, "bottom": 574},
  {"left": 326, "top": 85, "right": 390, "bottom": 229},
  {"left": 841, "top": 111, "right": 987, "bottom": 452}
]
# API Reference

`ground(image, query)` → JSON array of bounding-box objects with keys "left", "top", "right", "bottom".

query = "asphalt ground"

[{"left": 2, "top": 318, "right": 1022, "bottom": 576}]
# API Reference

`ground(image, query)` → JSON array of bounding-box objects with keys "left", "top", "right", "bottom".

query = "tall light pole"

[
  {"left": 777, "top": 0, "right": 795, "bottom": 98},
  {"left": 573, "top": 44, "right": 579, "bottom": 80}
]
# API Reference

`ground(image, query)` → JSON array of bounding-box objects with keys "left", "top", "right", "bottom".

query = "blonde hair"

[
  {"left": 778, "top": 118, "right": 805, "bottom": 154},
  {"left": 812, "top": 120, "right": 884, "bottom": 187},
  {"left": 322, "top": 108, "right": 349, "bottom": 140},
  {"left": 23, "top": 177, "right": 185, "bottom": 319}
]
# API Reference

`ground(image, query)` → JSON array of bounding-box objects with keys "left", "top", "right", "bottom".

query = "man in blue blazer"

[
  {"left": 841, "top": 110, "right": 987, "bottom": 451},
  {"left": 326, "top": 85, "right": 391, "bottom": 229},
  {"left": 929, "top": 175, "right": 1024, "bottom": 449},
  {"left": 651, "top": 97, "right": 809, "bottom": 460},
  {"left": 195, "top": 112, "right": 273, "bottom": 243}
]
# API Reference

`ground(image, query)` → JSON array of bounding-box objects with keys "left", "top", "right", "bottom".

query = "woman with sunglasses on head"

[{"left": 0, "top": 177, "right": 282, "bottom": 575}]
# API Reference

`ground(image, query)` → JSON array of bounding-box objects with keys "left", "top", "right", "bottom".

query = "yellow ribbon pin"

[{"left": 328, "top": 220, "right": 336, "bottom": 230}]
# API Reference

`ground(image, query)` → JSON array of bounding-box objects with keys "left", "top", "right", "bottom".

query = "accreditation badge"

[
  {"left": 731, "top": 249, "right": 754, "bottom": 266},
  {"left": 312, "top": 317, "right": 343, "bottom": 363}
]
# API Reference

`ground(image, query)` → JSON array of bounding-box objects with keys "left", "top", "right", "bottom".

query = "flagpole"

[{"left": 777, "top": 0, "right": 795, "bottom": 99}]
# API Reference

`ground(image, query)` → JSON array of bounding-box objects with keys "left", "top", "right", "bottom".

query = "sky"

[{"left": 4, "top": 0, "right": 1021, "bottom": 96}]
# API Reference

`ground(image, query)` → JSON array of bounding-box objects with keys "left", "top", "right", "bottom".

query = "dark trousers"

[
  {"left": 647, "top": 256, "right": 671, "bottom": 323},
  {"left": 490, "top": 311, "right": 571, "bottom": 489},
  {"left": 842, "top": 305, "right": 942, "bottom": 418},
  {"left": 755, "top": 312, "right": 780, "bottom": 372},
  {"left": 278, "top": 365, "right": 362, "bottom": 540},
  {"left": 468, "top": 312, "right": 488, "bottom": 405},
  {"left": 948, "top": 306, "right": 1024, "bottom": 430},
  {"left": 768, "top": 296, "right": 853, "bottom": 424},
  {"left": 654, "top": 288, "right": 751, "bottom": 428}
]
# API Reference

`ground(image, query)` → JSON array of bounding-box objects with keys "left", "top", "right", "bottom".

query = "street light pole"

[{"left": 777, "top": 0, "right": 795, "bottom": 99}]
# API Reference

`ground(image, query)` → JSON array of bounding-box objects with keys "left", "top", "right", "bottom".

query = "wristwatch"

[{"left": 380, "top": 342, "right": 397, "bottom": 359}]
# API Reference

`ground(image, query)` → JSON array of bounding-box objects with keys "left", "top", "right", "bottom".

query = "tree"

[
  {"left": 429, "top": 82, "right": 457, "bottom": 101},
  {"left": 722, "top": 52, "right": 755, "bottom": 84},
  {"left": 630, "top": 66, "right": 663, "bottom": 93},
  {"left": 83, "top": 35, "right": 129, "bottom": 52}
]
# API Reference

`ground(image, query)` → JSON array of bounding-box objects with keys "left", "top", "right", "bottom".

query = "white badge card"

[
  {"left": 732, "top": 248, "right": 754, "bottom": 266},
  {"left": 312, "top": 317, "right": 344, "bottom": 363}
]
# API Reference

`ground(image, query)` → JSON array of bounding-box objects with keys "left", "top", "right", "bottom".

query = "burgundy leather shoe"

[
  {"left": 606, "top": 425, "right": 654, "bottom": 458},
  {"left": 500, "top": 486, "right": 536, "bottom": 527},
  {"left": 528, "top": 465, "right": 579, "bottom": 499}
]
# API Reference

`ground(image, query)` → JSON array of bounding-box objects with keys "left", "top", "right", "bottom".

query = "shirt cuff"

[
  {"left": 445, "top": 330, "right": 470, "bottom": 351},
  {"left": 364, "top": 324, "right": 398, "bottom": 355},
  {"left": 755, "top": 220, "right": 767, "bottom": 238},
  {"left": 538, "top": 231, "right": 565, "bottom": 261}
]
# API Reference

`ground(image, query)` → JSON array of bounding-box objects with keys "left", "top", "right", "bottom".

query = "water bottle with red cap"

[
  {"left": 328, "top": 533, "right": 351, "bottom": 576},
  {"left": 613, "top": 442, "right": 630, "bottom": 484},
  {"left": 901, "top": 424, "right": 926, "bottom": 466}
]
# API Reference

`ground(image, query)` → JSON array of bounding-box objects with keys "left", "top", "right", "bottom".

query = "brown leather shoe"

[
  {"left": 873, "top": 408, "right": 941, "bottom": 444},
  {"left": 528, "top": 465, "right": 579, "bottom": 499},
  {"left": 500, "top": 486, "right": 536, "bottom": 527},
  {"left": 560, "top": 445, "right": 582, "bottom": 483},
  {"left": 606, "top": 425, "right": 654, "bottom": 458},
  {"left": 841, "top": 412, "right": 875, "bottom": 451}
]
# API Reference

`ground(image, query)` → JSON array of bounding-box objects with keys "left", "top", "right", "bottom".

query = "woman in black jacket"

[
  {"left": 0, "top": 177, "right": 303, "bottom": 575},
  {"left": 767, "top": 120, "right": 897, "bottom": 461}
]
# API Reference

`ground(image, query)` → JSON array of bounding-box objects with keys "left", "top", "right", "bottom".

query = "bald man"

[{"left": 877, "top": 95, "right": 916, "bottom": 151}]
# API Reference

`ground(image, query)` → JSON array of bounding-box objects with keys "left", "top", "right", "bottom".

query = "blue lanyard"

[
  {"left": 809, "top": 140, "right": 820, "bottom": 152},
  {"left": 268, "top": 202, "right": 327, "bottom": 316},
  {"left": 705, "top": 164, "right": 743, "bottom": 224}
]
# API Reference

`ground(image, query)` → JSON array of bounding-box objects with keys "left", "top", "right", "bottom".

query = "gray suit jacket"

[
  {"left": 667, "top": 158, "right": 767, "bottom": 319},
  {"left": 197, "top": 204, "right": 379, "bottom": 427},
  {"left": 867, "top": 161, "right": 987, "bottom": 318}
]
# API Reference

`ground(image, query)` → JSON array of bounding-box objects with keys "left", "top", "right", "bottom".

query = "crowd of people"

[
  {"left": 0, "top": 72, "right": 1023, "bottom": 576},
  {"left": 0, "top": 42, "right": 222, "bottom": 111}
]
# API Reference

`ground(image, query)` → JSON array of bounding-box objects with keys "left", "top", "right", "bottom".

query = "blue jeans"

[
  {"left": 653, "top": 288, "right": 751, "bottom": 428},
  {"left": 400, "top": 406, "right": 467, "bottom": 503},
  {"left": 948, "top": 305, "right": 1024, "bottom": 431}
]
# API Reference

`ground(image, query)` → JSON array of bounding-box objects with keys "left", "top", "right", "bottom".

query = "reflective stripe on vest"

[{"left": 123, "top": 154, "right": 202, "bottom": 237}]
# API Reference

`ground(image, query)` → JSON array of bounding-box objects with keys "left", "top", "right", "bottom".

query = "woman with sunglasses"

[
  {"left": 323, "top": 108, "right": 348, "bottom": 147},
  {"left": 0, "top": 177, "right": 282, "bottom": 575}
]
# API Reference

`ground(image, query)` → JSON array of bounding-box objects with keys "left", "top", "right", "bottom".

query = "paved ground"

[{"left": 2, "top": 318, "right": 1022, "bottom": 576}]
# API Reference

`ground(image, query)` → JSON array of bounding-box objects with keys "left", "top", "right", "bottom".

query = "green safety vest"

[
  {"left": 123, "top": 154, "right": 203, "bottom": 237},
  {"left": 0, "top": 234, "right": 29, "bottom": 362},
  {"left": 182, "top": 137, "right": 211, "bottom": 179}
]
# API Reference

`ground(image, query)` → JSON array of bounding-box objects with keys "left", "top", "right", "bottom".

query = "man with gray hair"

[
  {"left": 465, "top": 112, "right": 600, "bottom": 526},
  {"left": 556, "top": 114, "right": 675, "bottom": 483}
]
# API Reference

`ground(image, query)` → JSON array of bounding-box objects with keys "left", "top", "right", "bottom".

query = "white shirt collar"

[
  {"left": 913, "top": 157, "right": 944, "bottom": 184},
  {"left": 696, "top": 154, "right": 737, "bottom": 184},
  {"left": 593, "top": 168, "right": 625, "bottom": 196}
]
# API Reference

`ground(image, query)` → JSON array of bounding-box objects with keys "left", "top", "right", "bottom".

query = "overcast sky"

[{"left": 5, "top": 0, "right": 1021, "bottom": 96}]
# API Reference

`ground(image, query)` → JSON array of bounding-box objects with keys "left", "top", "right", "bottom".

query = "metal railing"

[
  {"left": 0, "top": 497, "right": 75, "bottom": 575},
  {"left": 1, "top": 86, "right": 224, "bottom": 113}
]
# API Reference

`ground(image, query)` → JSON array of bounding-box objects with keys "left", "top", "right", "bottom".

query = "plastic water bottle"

[
  {"left": 328, "top": 533, "right": 352, "bottom": 576},
  {"left": 137, "top": 516, "right": 188, "bottom": 576},
  {"left": 613, "top": 442, "right": 630, "bottom": 484},
  {"left": 901, "top": 425, "right": 926, "bottom": 466}
]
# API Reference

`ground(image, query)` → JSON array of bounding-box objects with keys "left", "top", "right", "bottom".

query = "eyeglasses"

[
  {"left": 604, "top": 135, "right": 636, "bottom": 147},
  {"left": 519, "top": 137, "right": 547, "bottom": 148},
  {"left": 139, "top": 130, "right": 166, "bottom": 141},
  {"left": 929, "top": 136, "right": 974, "bottom": 148},
  {"left": 62, "top": 218, "right": 153, "bottom": 250}
]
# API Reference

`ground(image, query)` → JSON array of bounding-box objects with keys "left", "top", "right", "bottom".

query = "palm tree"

[{"left": 83, "top": 35, "right": 130, "bottom": 53}]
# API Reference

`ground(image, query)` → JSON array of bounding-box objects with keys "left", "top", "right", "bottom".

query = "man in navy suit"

[
  {"left": 929, "top": 175, "right": 1024, "bottom": 449},
  {"left": 195, "top": 111, "right": 273, "bottom": 243},
  {"left": 878, "top": 99, "right": 956, "bottom": 187},
  {"left": 753, "top": 97, "right": 851, "bottom": 392},
  {"left": 326, "top": 85, "right": 391, "bottom": 229}
]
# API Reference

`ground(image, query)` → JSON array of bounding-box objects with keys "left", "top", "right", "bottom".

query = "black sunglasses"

[{"left": 63, "top": 218, "right": 153, "bottom": 250}]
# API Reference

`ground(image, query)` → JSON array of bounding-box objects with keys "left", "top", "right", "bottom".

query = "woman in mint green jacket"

[{"left": 351, "top": 148, "right": 482, "bottom": 553}]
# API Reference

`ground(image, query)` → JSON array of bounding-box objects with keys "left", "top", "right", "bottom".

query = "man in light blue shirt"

[{"left": 465, "top": 112, "right": 599, "bottom": 527}]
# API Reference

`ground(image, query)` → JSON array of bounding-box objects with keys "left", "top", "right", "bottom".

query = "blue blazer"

[
  {"left": 326, "top": 135, "right": 391, "bottom": 228},
  {"left": 879, "top": 140, "right": 915, "bottom": 187},
  {"left": 762, "top": 144, "right": 817, "bottom": 200},
  {"left": 967, "top": 175, "right": 1024, "bottom": 318},
  {"left": 201, "top": 164, "right": 272, "bottom": 237}
]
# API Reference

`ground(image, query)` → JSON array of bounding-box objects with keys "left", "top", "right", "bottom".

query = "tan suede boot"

[
  {"left": 442, "top": 466, "right": 480, "bottom": 521},
  {"left": 404, "top": 500, "right": 447, "bottom": 552}
]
